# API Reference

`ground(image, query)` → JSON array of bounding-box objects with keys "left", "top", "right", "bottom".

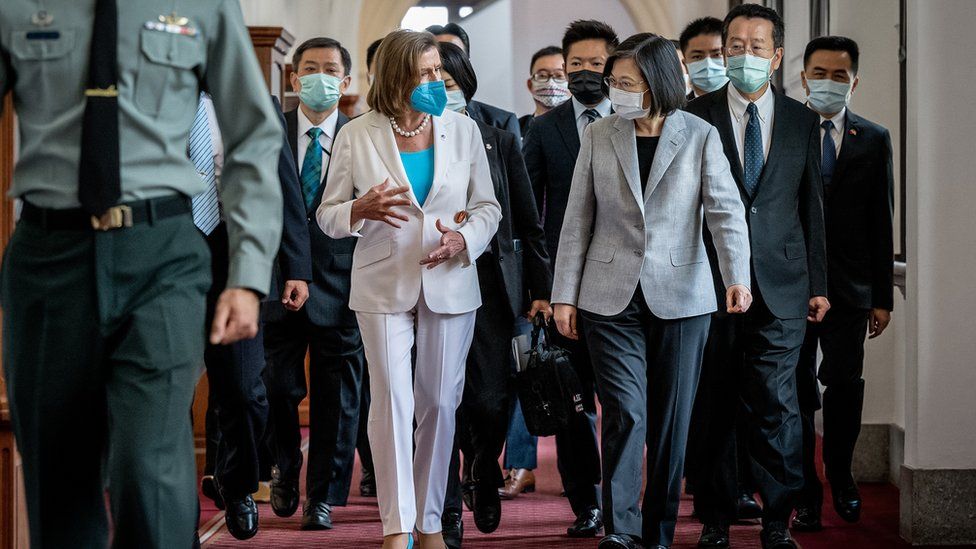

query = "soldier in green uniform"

[{"left": 0, "top": 1, "right": 283, "bottom": 547}]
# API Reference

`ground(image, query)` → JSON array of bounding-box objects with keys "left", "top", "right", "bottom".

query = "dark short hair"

[
  {"left": 562, "top": 20, "right": 619, "bottom": 60},
  {"left": 679, "top": 16, "right": 724, "bottom": 53},
  {"left": 804, "top": 35, "right": 860, "bottom": 75},
  {"left": 669, "top": 38, "right": 681, "bottom": 50},
  {"left": 530, "top": 45, "right": 563, "bottom": 74},
  {"left": 366, "top": 38, "right": 383, "bottom": 72},
  {"left": 426, "top": 22, "right": 470, "bottom": 54},
  {"left": 292, "top": 37, "right": 352, "bottom": 76},
  {"left": 723, "top": 3, "right": 784, "bottom": 50},
  {"left": 605, "top": 34, "right": 687, "bottom": 116},
  {"left": 438, "top": 42, "right": 478, "bottom": 103}
]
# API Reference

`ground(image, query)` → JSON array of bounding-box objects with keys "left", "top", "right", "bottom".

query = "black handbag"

[{"left": 515, "top": 314, "right": 585, "bottom": 437}]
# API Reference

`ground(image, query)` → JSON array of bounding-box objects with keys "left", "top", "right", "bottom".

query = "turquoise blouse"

[{"left": 399, "top": 147, "right": 435, "bottom": 205}]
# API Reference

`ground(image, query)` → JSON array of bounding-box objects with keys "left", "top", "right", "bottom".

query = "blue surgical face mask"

[
  {"left": 726, "top": 53, "right": 772, "bottom": 94},
  {"left": 805, "top": 78, "right": 852, "bottom": 115},
  {"left": 298, "top": 73, "right": 343, "bottom": 112},
  {"left": 445, "top": 89, "right": 467, "bottom": 113},
  {"left": 686, "top": 57, "right": 729, "bottom": 94},
  {"left": 410, "top": 80, "right": 448, "bottom": 116}
]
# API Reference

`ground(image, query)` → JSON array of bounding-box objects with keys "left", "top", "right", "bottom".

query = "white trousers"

[{"left": 357, "top": 292, "right": 476, "bottom": 536}]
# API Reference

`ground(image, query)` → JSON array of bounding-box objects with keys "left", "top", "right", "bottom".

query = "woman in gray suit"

[{"left": 551, "top": 35, "right": 752, "bottom": 549}]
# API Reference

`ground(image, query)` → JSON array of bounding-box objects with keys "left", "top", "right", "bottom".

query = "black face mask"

[{"left": 568, "top": 69, "right": 605, "bottom": 106}]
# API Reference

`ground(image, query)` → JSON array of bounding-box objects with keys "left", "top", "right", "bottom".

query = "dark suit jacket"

[
  {"left": 518, "top": 113, "right": 534, "bottom": 137},
  {"left": 474, "top": 119, "right": 552, "bottom": 317},
  {"left": 262, "top": 107, "right": 357, "bottom": 328},
  {"left": 467, "top": 99, "right": 522, "bottom": 147},
  {"left": 264, "top": 96, "right": 312, "bottom": 302},
  {"left": 822, "top": 110, "right": 894, "bottom": 311},
  {"left": 686, "top": 85, "right": 827, "bottom": 320},
  {"left": 522, "top": 99, "right": 580, "bottom": 260}
]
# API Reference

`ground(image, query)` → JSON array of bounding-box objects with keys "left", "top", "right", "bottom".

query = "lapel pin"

[
  {"left": 454, "top": 210, "right": 468, "bottom": 224},
  {"left": 849, "top": 128, "right": 857, "bottom": 136},
  {"left": 31, "top": 10, "right": 54, "bottom": 27},
  {"left": 485, "top": 143, "right": 492, "bottom": 151}
]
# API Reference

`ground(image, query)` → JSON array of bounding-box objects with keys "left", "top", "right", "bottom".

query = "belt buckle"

[{"left": 91, "top": 205, "right": 133, "bottom": 231}]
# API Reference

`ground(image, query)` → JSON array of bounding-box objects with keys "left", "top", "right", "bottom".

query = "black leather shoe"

[
  {"left": 698, "top": 523, "right": 730, "bottom": 548},
  {"left": 201, "top": 475, "right": 224, "bottom": 510},
  {"left": 270, "top": 466, "right": 301, "bottom": 518},
  {"left": 832, "top": 483, "right": 862, "bottom": 523},
  {"left": 792, "top": 506, "right": 823, "bottom": 532},
  {"left": 442, "top": 509, "right": 463, "bottom": 549},
  {"left": 760, "top": 523, "right": 797, "bottom": 549},
  {"left": 301, "top": 500, "right": 333, "bottom": 530},
  {"left": 471, "top": 483, "right": 501, "bottom": 534},
  {"left": 360, "top": 468, "right": 377, "bottom": 498},
  {"left": 222, "top": 494, "right": 259, "bottom": 541},
  {"left": 567, "top": 506, "right": 603, "bottom": 538},
  {"left": 736, "top": 492, "right": 763, "bottom": 521},
  {"left": 599, "top": 533, "right": 646, "bottom": 549}
]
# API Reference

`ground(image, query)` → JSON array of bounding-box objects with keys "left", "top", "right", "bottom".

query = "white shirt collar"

[
  {"left": 819, "top": 107, "right": 846, "bottom": 132},
  {"left": 297, "top": 105, "right": 339, "bottom": 141},
  {"left": 572, "top": 96, "right": 612, "bottom": 121},
  {"left": 728, "top": 82, "right": 774, "bottom": 123}
]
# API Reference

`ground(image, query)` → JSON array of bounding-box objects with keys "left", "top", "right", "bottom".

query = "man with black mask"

[{"left": 522, "top": 18, "right": 619, "bottom": 540}]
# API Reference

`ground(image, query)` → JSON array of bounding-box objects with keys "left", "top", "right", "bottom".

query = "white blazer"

[{"left": 317, "top": 109, "right": 501, "bottom": 315}]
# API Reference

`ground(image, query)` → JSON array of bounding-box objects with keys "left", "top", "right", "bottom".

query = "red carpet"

[{"left": 200, "top": 435, "right": 964, "bottom": 548}]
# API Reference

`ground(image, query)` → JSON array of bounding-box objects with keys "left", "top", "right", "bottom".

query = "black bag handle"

[{"left": 531, "top": 312, "right": 555, "bottom": 348}]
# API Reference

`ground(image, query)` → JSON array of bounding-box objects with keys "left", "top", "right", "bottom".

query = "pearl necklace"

[{"left": 390, "top": 114, "right": 431, "bottom": 137}]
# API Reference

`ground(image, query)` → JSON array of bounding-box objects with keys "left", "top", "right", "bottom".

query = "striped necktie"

[
  {"left": 189, "top": 99, "right": 220, "bottom": 235},
  {"left": 583, "top": 108, "right": 600, "bottom": 131},
  {"left": 301, "top": 127, "right": 324, "bottom": 210}
]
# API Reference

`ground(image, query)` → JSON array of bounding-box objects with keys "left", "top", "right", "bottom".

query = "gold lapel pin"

[{"left": 160, "top": 12, "right": 189, "bottom": 26}]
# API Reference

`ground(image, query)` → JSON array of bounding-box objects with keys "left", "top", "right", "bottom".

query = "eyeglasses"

[
  {"left": 603, "top": 77, "right": 648, "bottom": 93},
  {"left": 531, "top": 72, "right": 567, "bottom": 84},
  {"left": 725, "top": 44, "right": 774, "bottom": 57}
]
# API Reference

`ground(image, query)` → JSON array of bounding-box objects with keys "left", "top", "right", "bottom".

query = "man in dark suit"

[
  {"left": 791, "top": 36, "right": 894, "bottom": 532},
  {"left": 427, "top": 22, "right": 523, "bottom": 145},
  {"left": 197, "top": 93, "right": 312, "bottom": 540},
  {"left": 263, "top": 37, "right": 364, "bottom": 531},
  {"left": 522, "top": 19, "right": 619, "bottom": 539},
  {"left": 685, "top": 5, "right": 829, "bottom": 549}
]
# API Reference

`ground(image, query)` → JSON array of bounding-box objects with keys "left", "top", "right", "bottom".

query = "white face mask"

[
  {"left": 531, "top": 78, "right": 571, "bottom": 108},
  {"left": 609, "top": 86, "right": 649, "bottom": 120}
]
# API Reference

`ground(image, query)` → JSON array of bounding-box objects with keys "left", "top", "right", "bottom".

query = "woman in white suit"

[
  {"left": 551, "top": 35, "right": 752, "bottom": 549},
  {"left": 317, "top": 30, "right": 501, "bottom": 549}
]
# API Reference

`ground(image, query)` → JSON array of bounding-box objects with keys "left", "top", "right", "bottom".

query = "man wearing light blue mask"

[
  {"left": 793, "top": 35, "right": 894, "bottom": 535},
  {"left": 265, "top": 36, "right": 367, "bottom": 534},
  {"left": 679, "top": 16, "right": 729, "bottom": 99},
  {"left": 686, "top": 5, "right": 828, "bottom": 549}
]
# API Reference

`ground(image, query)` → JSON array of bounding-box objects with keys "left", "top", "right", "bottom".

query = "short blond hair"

[{"left": 367, "top": 30, "right": 438, "bottom": 117}]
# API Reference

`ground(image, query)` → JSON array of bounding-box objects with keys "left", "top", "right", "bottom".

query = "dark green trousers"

[{"left": 1, "top": 210, "right": 210, "bottom": 548}]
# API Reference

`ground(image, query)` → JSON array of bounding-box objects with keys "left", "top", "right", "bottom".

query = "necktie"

[
  {"left": 821, "top": 119, "right": 836, "bottom": 187},
  {"left": 743, "top": 102, "right": 763, "bottom": 196},
  {"left": 189, "top": 99, "right": 220, "bottom": 235},
  {"left": 78, "top": 0, "right": 120, "bottom": 216},
  {"left": 301, "top": 127, "right": 324, "bottom": 210},
  {"left": 582, "top": 108, "right": 600, "bottom": 132}
]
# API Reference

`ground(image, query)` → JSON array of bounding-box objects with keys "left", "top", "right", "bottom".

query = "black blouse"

[{"left": 636, "top": 135, "right": 661, "bottom": 194}]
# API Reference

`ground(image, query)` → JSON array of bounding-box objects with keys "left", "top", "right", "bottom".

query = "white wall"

[{"left": 463, "top": 0, "right": 516, "bottom": 112}]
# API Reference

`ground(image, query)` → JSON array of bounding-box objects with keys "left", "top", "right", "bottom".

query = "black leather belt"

[{"left": 21, "top": 195, "right": 192, "bottom": 231}]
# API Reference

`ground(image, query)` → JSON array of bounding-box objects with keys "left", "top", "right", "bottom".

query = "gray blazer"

[{"left": 551, "top": 110, "right": 751, "bottom": 319}]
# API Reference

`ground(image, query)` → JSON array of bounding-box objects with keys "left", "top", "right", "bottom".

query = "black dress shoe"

[
  {"left": 270, "top": 466, "right": 301, "bottom": 518},
  {"left": 201, "top": 475, "right": 224, "bottom": 510},
  {"left": 760, "top": 523, "right": 797, "bottom": 549},
  {"left": 222, "top": 494, "right": 259, "bottom": 540},
  {"left": 736, "top": 492, "right": 763, "bottom": 521},
  {"left": 792, "top": 506, "right": 823, "bottom": 532},
  {"left": 599, "top": 533, "right": 646, "bottom": 549},
  {"left": 567, "top": 506, "right": 603, "bottom": 538},
  {"left": 461, "top": 479, "right": 476, "bottom": 514},
  {"left": 471, "top": 483, "right": 501, "bottom": 534},
  {"left": 442, "top": 509, "right": 463, "bottom": 549},
  {"left": 360, "top": 468, "right": 377, "bottom": 498},
  {"left": 697, "top": 523, "right": 729, "bottom": 548},
  {"left": 301, "top": 500, "right": 333, "bottom": 530},
  {"left": 832, "top": 483, "right": 862, "bottom": 523}
]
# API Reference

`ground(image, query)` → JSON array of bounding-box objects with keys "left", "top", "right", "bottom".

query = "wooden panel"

[{"left": 248, "top": 27, "right": 295, "bottom": 102}]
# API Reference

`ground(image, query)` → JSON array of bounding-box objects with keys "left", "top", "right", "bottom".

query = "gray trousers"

[
  {"left": 1, "top": 211, "right": 209, "bottom": 548},
  {"left": 581, "top": 285, "right": 710, "bottom": 547}
]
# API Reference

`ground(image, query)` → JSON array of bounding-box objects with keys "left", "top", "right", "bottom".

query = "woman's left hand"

[{"left": 420, "top": 219, "right": 467, "bottom": 269}]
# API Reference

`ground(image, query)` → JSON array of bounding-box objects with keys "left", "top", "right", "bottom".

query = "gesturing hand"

[
  {"left": 419, "top": 219, "right": 467, "bottom": 269},
  {"left": 210, "top": 288, "right": 260, "bottom": 345},
  {"left": 726, "top": 284, "right": 753, "bottom": 313},
  {"left": 350, "top": 178, "right": 412, "bottom": 228}
]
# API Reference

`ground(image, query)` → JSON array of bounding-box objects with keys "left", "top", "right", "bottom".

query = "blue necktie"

[
  {"left": 821, "top": 119, "right": 836, "bottom": 187},
  {"left": 582, "top": 108, "right": 600, "bottom": 132},
  {"left": 189, "top": 98, "right": 220, "bottom": 235},
  {"left": 301, "top": 127, "right": 324, "bottom": 210},
  {"left": 743, "top": 102, "right": 763, "bottom": 196}
]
